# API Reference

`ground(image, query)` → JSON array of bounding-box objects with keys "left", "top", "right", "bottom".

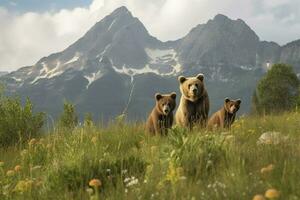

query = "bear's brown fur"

[
  {"left": 207, "top": 98, "right": 241, "bottom": 129},
  {"left": 146, "top": 92, "right": 176, "bottom": 135},
  {"left": 175, "top": 74, "right": 209, "bottom": 129}
]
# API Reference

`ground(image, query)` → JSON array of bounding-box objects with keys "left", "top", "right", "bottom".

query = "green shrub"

[
  {"left": 0, "top": 96, "right": 45, "bottom": 147},
  {"left": 58, "top": 101, "right": 78, "bottom": 130},
  {"left": 252, "top": 63, "right": 300, "bottom": 114}
]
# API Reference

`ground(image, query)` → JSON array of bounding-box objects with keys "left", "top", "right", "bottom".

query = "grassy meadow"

[{"left": 0, "top": 112, "right": 300, "bottom": 200}]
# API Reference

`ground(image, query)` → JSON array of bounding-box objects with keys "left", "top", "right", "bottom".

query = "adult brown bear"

[
  {"left": 146, "top": 92, "right": 176, "bottom": 135},
  {"left": 175, "top": 74, "right": 209, "bottom": 129},
  {"left": 207, "top": 98, "right": 241, "bottom": 129}
]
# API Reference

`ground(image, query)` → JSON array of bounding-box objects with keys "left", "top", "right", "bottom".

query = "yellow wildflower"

[
  {"left": 14, "top": 165, "right": 22, "bottom": 172},
  {"left": 89, "top": 179, "right": 102, "bottom": 187},
  {"left": 14, "top": 180, "right": 33, "bottom": 193},
  {"left": 14, "top": 180, "right": 27, "bottom": 193},
  {"left": 253, "top": 194, "right": 266, "bottom": 200},
  {"left": 261, "top": 164, "right": 274, "bottom": 174},
  {"left": 265, "top": 188, "right": 280, "bottom": 199}
]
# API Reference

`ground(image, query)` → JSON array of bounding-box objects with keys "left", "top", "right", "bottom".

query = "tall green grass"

[{"left": 0, "top": 113, "right": 300, "bottom": 199}]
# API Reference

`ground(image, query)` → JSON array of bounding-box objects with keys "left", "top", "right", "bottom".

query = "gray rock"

[{"left": 257, "top": 131, "right": 289, "bottom": 145}]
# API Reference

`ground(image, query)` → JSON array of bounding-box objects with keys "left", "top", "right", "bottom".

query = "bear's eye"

[
  {"left": 188, "top": 84, "right": 191, "bottom": 88},
  {"left": 162, "top": 103, "right": 165, "bottom": 106},
  {"left": 195, "top": 83, "right": 198, "bottom": 87}
]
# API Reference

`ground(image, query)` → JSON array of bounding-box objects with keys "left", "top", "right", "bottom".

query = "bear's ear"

[
  {"left": 170, "top": 92, "right": 176, "bottom": 100},
  {"left": 155, "top": 93, "right": 163, "bottom": 101},
  {"left": 196, "top": 74, "right": 204, "bottom": 81},
  {"left": 236, "top": 99, "right": 242, "bottom": 105},
  {"left": 178, "top": 76, "right": 186, "bottom": 84},
  {"left": 225, "top": 97, "right": 231, "bottom": 103}
]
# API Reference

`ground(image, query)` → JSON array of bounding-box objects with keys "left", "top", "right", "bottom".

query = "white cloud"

[
  {"left": 1, "top": 0, "right": 300, "bottom": 71},
  {"left": 0, "top": 0, "right": 110, "bottom": 71}
]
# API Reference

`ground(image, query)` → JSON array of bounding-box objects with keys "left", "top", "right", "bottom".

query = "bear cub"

[
  {"left": 175, "top": 74, "right": 210, "bottom": 129},
  {"left": 208, "top": 98, "right": 241, "bottom": 129},
  {"left": 146, "top": 92, "right": 176, "bottom": 135}
]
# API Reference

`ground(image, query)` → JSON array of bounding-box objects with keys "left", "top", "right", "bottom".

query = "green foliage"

[
  {"left": 58, "top": 101, "right": 78, "bottom": 130},
  {"left": 0, "top": 94, "right": 45, "bottom": 147},
  {"left": 83, "top": 113, "right": 93, "bottom": 127},
  {"left": 252, "top": 63, "right": 300, "bottom": 114},
  {"left": 168, "top": 128, "right": 226, "bottom": 179},
  {"left": 1, "top": 113, "right": 300, "bottom": 199}
]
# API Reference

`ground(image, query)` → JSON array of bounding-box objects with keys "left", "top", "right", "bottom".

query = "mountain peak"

[
  {"left": 178, "top": 13, "right": 260, "bottom": 66},
  {"left": 211, "top": 14, "right": 247, "bottom": 26},
  {"left": 110, "top": 6, "right": 131, "bottom": 16},
  {"left": 213, "top": 14, "right": 229, "bottom": 20}
]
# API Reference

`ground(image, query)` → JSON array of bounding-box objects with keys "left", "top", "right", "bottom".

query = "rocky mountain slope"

[{"left": 1, "top": 6, "right": 299, "bottom": 121}]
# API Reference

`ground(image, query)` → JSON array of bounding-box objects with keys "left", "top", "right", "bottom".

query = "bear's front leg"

[{"left": 153, "top": 118, "right": 162, "bottom": 135}]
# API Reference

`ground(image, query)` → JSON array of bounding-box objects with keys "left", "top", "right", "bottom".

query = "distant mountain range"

[{"left": 1, "top": 6, "right": 300, "bottom": 122}]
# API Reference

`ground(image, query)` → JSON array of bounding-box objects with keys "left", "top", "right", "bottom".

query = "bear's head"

[
  {"left": 155, "top": 92, "right": 176, "bottom": 115},
  {"left": 224, "top": 98, "right": 241, "bottom": 114},
  {"left": 178, "top": 74, "right": 205, "bottom": 102}
]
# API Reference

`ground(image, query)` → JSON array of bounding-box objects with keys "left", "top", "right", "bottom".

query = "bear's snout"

[
  {"left": 229, "top": 105, "right": 238, "bottom": 113},
  {"left": 190, "top": 85, "right": 198, "bottom": 95},
  {"left": 163, "top": 105, "right": 171, "bottom": 115},
  {"left": 193, "top": 88, "right": 198, "bottom": 94}
]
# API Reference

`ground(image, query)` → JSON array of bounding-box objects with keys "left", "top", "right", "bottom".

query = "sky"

[{"left": 0, "top": 0, "right": 300, "bottom": 71}]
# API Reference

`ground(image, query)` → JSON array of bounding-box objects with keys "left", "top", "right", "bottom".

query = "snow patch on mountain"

[
  {"left": 112, "top": 62, "right": 180, "bottom": 83},
  {"left": 31, "top": 72, "right": 48, "bottom": 84},
  {"left": 108, "top": 19, "right": 116, "bottom": 31},
  {"left": 112, "top": 64, "right": 158, "bottom": 82},
  {"left": 98, "top": 44, "right": 111, "bottom": 57},
  {"left": 11, "top": 77, "right": 22, "bottom": 82},
  {"left": 146, "top": 48, "right": 175, "bottom": 62},
  {"left": 30, "top": 62, "right": 49, "bottom": 84},
  {"left": 31, "top": 61, "right": 64, "bottom": 83},
  {"left": 113, "top": 64, "right": 159, "bottom": 76},
  {"left": 240, "top": 65, "right": 254, "bottom": 71},
  {"left": 65, "top": 55, "right": 80, "bottom": 65},
  {"left": 41, "top": 62, "right": 49, "bottom": 73},
  {"left": 145, "top": 48, "right": 182, "bottom": 74},
  {"left": 47, "top": 65, "right": 64, "bottom": 79},
  {"left": 84, "top": 70, "right": 104, "bottom": 89},
  {"left": 210, "top": 66, "right": 229, "bottom": 82}
]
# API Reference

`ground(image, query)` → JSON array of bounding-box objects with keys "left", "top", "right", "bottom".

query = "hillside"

[{"left": 0, "top": 112, "right": 299, "bottom": 199}]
